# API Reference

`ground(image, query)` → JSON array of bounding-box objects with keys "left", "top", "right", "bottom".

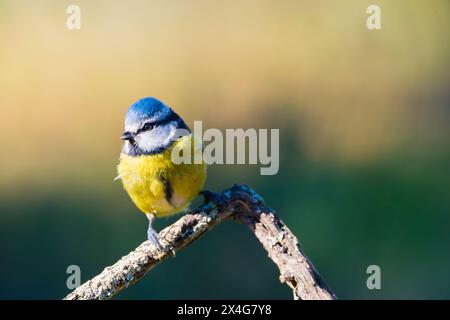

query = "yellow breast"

[{"left": 117, "top": 135, "right": 207, "bottom": 217}]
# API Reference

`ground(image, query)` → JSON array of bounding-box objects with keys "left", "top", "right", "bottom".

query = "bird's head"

[{"left": 121, "top": 97, "right": 190, "bottom": 156}]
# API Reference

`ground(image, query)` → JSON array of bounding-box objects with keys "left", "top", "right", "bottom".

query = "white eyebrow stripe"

[
  {"left": 125, "top": 112, "right": 178, "bottom": 133},
  {"left": 124, "top": 122, "right": 141, "bottom": 133}
]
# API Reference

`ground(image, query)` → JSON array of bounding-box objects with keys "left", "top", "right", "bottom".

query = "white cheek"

[{"left": 137, "top": 124, "right": 176, "bottom": 152}]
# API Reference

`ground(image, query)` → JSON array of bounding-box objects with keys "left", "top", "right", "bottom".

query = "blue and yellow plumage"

[
  {"left": 118, "top": 136, "right": 206, "bottom": 216},
  {"left": 117, "top": 97, "right": 206, "bottom": 247}
]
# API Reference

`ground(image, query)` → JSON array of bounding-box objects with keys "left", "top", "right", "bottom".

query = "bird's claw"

[
  {"left": 200, "top": 190, "right": 227, "bottom": 208},
  {"left": 147, "top": 229, "right": 163, "bottom": 251}
]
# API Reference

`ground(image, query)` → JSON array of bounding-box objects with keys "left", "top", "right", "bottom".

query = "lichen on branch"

[{"left": 64, "top": 185, "right": 336, "bottom": 300}]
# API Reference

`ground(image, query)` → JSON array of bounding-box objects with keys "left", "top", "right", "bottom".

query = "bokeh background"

[{"left": 0, "top": 0, "right": 449, "bottom": 299}]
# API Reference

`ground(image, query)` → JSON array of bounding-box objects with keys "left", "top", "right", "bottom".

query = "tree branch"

[{"left": 64, "top": 184, "right": 336, "bottom": 300}]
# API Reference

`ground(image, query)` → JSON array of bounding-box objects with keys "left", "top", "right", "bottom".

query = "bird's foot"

[
  {"left": 200, "top": 190, "right": 227, "bottom": 208},
  {"left": 147, "top": 228, "right": 163, "bottom": 251}
]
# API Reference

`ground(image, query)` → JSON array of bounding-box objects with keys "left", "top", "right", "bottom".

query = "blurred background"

[{"left": 0, "top": 0, "right": 449, "bottom": 299}]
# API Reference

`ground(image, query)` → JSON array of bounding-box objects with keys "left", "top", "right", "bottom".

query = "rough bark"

[{"left": 64, "top": 184, "right": 336, "bottom": 300}]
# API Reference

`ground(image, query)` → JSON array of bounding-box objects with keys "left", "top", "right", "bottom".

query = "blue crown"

[{"left": 125, "top": 97, "right": 172, "bottom": 125}]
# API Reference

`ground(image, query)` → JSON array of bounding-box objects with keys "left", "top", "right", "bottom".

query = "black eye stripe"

[
  {"left": 143, "top": 122, "right": 153, "bottom": 130},
  {"left": 137, "top": 112, "right": 182, "bottom": 134},
  {"left": 137, "top": 122, "right": 154, "bottom": 134}
]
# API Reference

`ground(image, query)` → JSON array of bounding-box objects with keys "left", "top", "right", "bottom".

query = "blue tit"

[{"left": 117, "top": 97, "right": 207, "bottom": 248}]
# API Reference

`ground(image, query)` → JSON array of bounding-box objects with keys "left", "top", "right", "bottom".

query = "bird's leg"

[
  {"left": 199, "top": 190, "right": 227, "bottom": 208},
  {"left": 146, "top": 213, "right": 162, "bottom": 250}
]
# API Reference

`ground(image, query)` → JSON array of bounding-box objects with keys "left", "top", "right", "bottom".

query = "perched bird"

[{"left": 117, "top": 97, "right": 207, "bottom": 248}]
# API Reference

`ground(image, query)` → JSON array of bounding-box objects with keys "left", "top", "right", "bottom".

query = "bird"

[{"left": 117, "top": 97, "right": 207, "bottom": 249}]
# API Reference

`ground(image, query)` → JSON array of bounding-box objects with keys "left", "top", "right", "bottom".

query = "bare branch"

[{"left": 64, "top": 185, "right": 336, "bottom": 300}]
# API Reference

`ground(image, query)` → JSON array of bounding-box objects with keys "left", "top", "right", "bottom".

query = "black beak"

[{"left": 121, "top": 131, "right": 135, "bottom": 141}]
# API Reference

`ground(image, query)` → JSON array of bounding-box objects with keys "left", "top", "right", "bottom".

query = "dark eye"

[{"left": 142, "top": 122, "right": 154, "bottom": 131}]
